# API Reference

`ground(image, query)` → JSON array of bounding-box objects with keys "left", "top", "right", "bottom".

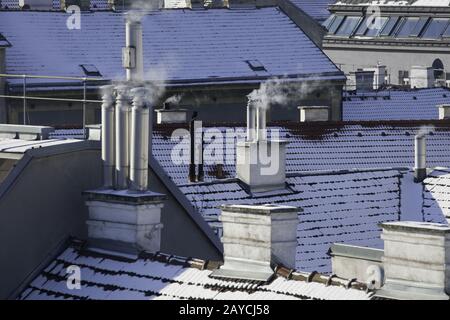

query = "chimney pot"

[
  {"left": 101, "top": 85, "right": 116, "bottom": 188},
  {"left": 414, "top": 134, "right": 427, "bottom": 183},
  {"left": 115, "top": 86, "right": 131, "bottom": 190},
  {"left": 211, "top": 204, "right": 300, "bottom": 281}
]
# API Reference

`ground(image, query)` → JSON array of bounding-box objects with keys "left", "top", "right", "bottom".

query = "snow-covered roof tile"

[
  {"left": 343, "top": 88, "right": 450, "bottom": 121},
  {"left": 423, "top": 168, "right": 450, "bottom": 224},
  {"left": 19, "top": 244, "right": 372, "bottom": 300},
  {"left": 0, "top": 9, "right": 342, "bottom": 86}
]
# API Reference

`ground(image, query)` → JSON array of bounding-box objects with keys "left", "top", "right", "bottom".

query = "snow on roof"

[
  {"left": 0, "top": 9, "right": 343, "bottom": 87},
  {"left": 333, "top": 0, "right": 450, "bottom": 6},
  {"left": 152, "top": 122, "right": 450, "bottom": 185},
  {"left": 178, "top": 169, "right": 403, "bottom": 273},
  {"left": 343, "top": 88, "right": 450, "bottom": 121},
  {"left": 0, "top": 138, "right": 81, "bottom": 155},
  {"left": 423, "top": 168, "right": 450, "bottom": 224},
  {"left": 0, "top": 0, "right": 110, "bottom": 9},
  {"left": 290, "top": 0, "right": 333, "bottom": 21},
  {"left": 19, "top": 242, "right": 372, "bottom": 300}
]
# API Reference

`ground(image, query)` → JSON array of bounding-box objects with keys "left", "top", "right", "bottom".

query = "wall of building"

[
  {"left": 324, "top": 46, "right": 450, "bottom": 86},
  {"left": 0, "top": 48, "right": 6, "bottom": 123},
  {"left": 0, "top": 148, "right": 102, "bottom": 299}
]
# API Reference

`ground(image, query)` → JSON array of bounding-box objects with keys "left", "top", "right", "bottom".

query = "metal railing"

[{"left": 0, "top": 73, "right": 107, "bottom": 138}]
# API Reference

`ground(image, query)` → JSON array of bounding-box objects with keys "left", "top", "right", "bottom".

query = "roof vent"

[
  {"left": 438, "top": 104, "right": 450, "bottom": 120},
  {"left": 80, "top": 64, "right": 102, "bottom": 77},
  {"left": 376, "top": 222, "right": 450, "bottom": 300},
  {"left": 211, "top": 204, "right": 300, "bottom": 281},
  {"left": 246, "top": 60, "right": 266, "bottom": 72},
  {"left": 298, "top": 106, "right": 330, "bottom": 122}
]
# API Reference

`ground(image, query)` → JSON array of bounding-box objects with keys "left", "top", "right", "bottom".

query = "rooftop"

[
  {"left": 0, "top": 8, "right": 343, "bottom": 89},
  {"left": 343, "top": 88, "right": 450, "bottom": 121},
  {"left": 19, "top": 240, "right": 372, "bottom": 300},
  {"left": 290, "top": 0, "right": 333, "bottom": 22}
]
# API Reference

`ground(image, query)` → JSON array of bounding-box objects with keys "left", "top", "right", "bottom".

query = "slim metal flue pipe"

[
  {"left": 257, "top": 106, "right": 267, "bottom": 142},
  {"left": 125, "top": 17, "right": 144, "bottom": 82},
  {"left": 414, "top": 134, "right": 427, "bottom": 183},
  {"left": 246, "top": 100, "right": 256, "bottom": 142},
  {"left": 101, "top": 85, "right": 116, "bottom": 188},
  {"left": 130, "top": 87, "right": 150, "bottom": 191},
  {"left": 115, "top": 86, "right": 131, "bottom": 189}
]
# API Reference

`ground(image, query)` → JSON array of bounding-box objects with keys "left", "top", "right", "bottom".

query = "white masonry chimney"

[
  {"left": 376, "top": 221, "right": 450, "bottom": 300},
  {"left": 211, "top": 204, "right": 300, "bottom": 281},
  {"left": 414, "top": 134, "right": 427, "bottom": 183},
  {"left": 298, "top": 106, "right": 330, "bottom": 122},
  {"left": 123, "top": 15, "right": 144, "bottom": 82},
  {"left": 237, "top": 100, "right": 288, "bottom": 193},
  {"left": 100, "top": 85, "right": 116, "bottom": 188},
  {"left": 410, "top": 66, "right": 434, "bottom": 89},
  {"left": 438, "top": 104, "right": 450, "bottom": 120}
]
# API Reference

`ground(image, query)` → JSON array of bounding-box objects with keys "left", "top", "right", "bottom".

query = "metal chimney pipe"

[
  {"left": 414, "top": 134, "right": 427, "bottom": 183},
  {"left": 257, "top": 106, "right": 267, "bottom": 142},
  {"left": 115, "top": 86, "right": 131, "bottom": 189},
  {"left": 125, "top": 16, "right": 144, "bottom": 82},
  {"left": 189, "top": 113, "right": 197, "bottom": 183},
  {"left": 130, "top": 87, "right": 150, "bottom": 191},
  {"left": 101, "top": 85, "right": 116, "bottom": 188},
  {"left": 246, "top": 100, "right": 256, "bottom": 142}
]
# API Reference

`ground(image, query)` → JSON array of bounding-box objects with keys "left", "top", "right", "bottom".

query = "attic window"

[
  {"left": 80, "top": 64, "right": 102, "bottom": 77},
  {"left": 246, "top": 60, "right": 266, "bottom": 72}
]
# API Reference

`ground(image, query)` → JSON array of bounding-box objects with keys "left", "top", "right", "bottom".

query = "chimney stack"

[
  {"left": 101, "top": 85, "right": 116, "bottom": 188},
  {"left": 438, "top": 104, "right": 450, "bottom": 120},
  {"left": 410, "top": 66, "right": 434, "bottom": 89},
  {"left": 123, "top": 15, "right": 144, "bottom": 83},
  {"left": 376, "top": 221, "right": 450, "bottom": 300},
  {"left": 298, "top": 106, "right": 330, "bottom": 122},
  {"left": 212, "top": 204, "right": 300, "bottom": 281},
  {"left": 414, "top": 134, "right": 427, "bottom": 183}
]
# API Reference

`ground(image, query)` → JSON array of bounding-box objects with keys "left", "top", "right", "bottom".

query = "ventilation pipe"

[
  {"left": 130, "top": 87, "right": 150, "bottom": 191},
  {"left": 246, "top": 100, "right": 257, "bottom": 142},
  {"left": 188, "top": 112, "right": 198, "bottom": 183},
  {"left": 414, "top": 134, "right": 427, "bottom": 183},
  {"left": 115, "top": 86, "right": 131, "bottom": 189},
  {"left": 256, "top": 106, "right": 267, "bottom": 142},
  {"left": 124, "top": 15, "right": 144, "bottom": 82},
  {"left": 101, "top": 85, "right": 116, "bottom": 188}
]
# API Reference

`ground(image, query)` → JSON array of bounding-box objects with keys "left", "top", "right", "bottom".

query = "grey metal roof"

[
  {"left": 0, "top": 9, "right": 343, "bottom": 88},
  {"left": 343, "top": 88, "right": 450, "bottom": 121},
  {"left": 19, "top": 241, "right": 372, "bottom": 300}
]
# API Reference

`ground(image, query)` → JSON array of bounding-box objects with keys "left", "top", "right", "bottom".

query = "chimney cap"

[
  {"left": 380, "top": 221, "right": 450, "bottom": 235},
  {"left": 221, "top": 204, "right": 301, "bottom": 215}
]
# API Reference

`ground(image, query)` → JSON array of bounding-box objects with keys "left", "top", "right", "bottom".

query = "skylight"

[
  {"left": 80, "top": 64, "right": 102, "bottom": 77},
  {"left": 335, "top": 16, "right": 361, "bottom": 36},
  {"left": 422, "top": 18, "right": 450, "bottom": 39}
]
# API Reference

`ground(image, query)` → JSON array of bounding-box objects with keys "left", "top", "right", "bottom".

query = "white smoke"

[
  {"left": 164, "top": 93, "right": 184, "bottom": 106},
  {"left": 247, "top": 77, "right": 318, "bottom": 111}
]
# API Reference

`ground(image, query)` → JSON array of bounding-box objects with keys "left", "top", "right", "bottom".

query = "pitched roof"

[
  {"left": 0, "top": 9, "right": 343, "bottom": 88},
  {"left": 423, "top": 168, "right": 450, "bottom": 224},
  {"left": 1, "top": 0, "right": 110, "bottom": 9},
  {"left": 19, "top": 241, "right": 372, "bottom": 300},
  {"left": 153, "top": 121, "right": 450, "bottom": 184},
  {"left": 290, "top": 0, "right": 333, "bottom": 21},
  {"left": 343, "top": 88, "right": 450, "bottom": 121}
]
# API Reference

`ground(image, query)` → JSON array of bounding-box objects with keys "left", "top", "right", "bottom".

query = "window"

[
  {"left": 399, "top": 70, "right": 409, "bottom": 85},
  {"left": 422, "top": 18, "right": 449, "bottom": 39},
  {"left": 354, "top": 16, "right": 370, "bottom": 36},
  {"left": 365, "top": 17, "right": 389, "bottom": 37},
  {"left": 380, "top": 16, "right": 400, "bottom": 36},
  {"left": 395, "top": 17, "right": 428, "bottom": 38},
  {"left": 323, "top": 14, "right": 336, "bottom": 30},
  {"left": 328, "top": 15, "right": 345, "bottom": 34},
  {"left": 335, "top": 16, "right": 361, "bottom": 36}
]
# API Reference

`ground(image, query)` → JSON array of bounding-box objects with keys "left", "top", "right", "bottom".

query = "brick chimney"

[{"left": 211, "top": 204, "right": 300, "bottom": 281}]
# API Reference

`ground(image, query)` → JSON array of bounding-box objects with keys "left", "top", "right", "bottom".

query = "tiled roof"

[
  {"left": 423, "top": 168, "right": 450, "bottom": 224},
  {"left": 19, "top": 242, "right": 372, "bottom": 300},
  {"left": 0, "top": 9, "right": 343, "bottom": 87},
  {"left": 178, "top": 169, "right": 402, "bottom": 273},
  {"left": 0, "top": 33, "right": 9, "bottom": 47},
  {"left": 343, "top": 88, "right": 450, "bottom": 121},
  {"left": 333, "top": 0, "right": 448, "bottom": 6},
  {"left": 0, "top": 0, "right": 110, "bottom": 9},
  {"left": 153, "top": 122, "right": 450, "bottom": 185},
  {"left": 290, "top": 0, "right": 333, "bottom": 21}
]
